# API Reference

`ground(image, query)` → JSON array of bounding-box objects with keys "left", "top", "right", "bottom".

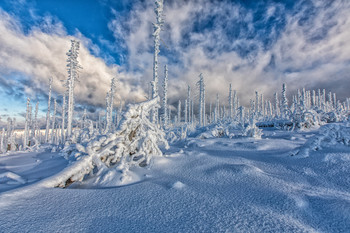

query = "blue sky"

[{"left": 0, "top": 0, "right": 349, "bottom": 124}]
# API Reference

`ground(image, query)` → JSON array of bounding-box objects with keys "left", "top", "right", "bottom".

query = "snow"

[{"left": 1, "top": 123, "right": 350, "bottom": 232}]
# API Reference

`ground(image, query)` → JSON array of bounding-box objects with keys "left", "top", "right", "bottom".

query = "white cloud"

[
  {"left": 0, "top": 9, "right": 146, "bottom": 110},
  {"left": 108, "top": 0, "right": 350, "bottom": 107}
]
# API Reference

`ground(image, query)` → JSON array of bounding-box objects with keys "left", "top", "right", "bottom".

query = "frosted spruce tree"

[
  {"left": 66, "top": 40, "right": 82, "bottom": 138},
  {"left": 104, "top": 76, "right": 117, "bottom": 134},
  {"left": 151, "top": 0, "right": 164, "bottom": 123},
  {"left": 274, "top": 92, "right": 279, "bottom": 117},
  {"left": 61, "top": 92, "right": 66, "bottom": 142},
  {"left": 281, "top": 83, "right": 289, "bottom": 119},
  {"left": 0, "top": 128, "right": 4, "bottom": 153},
  {"left": 32, "top": 101, "right": 39, "bottom": 145},
  {"left": 197, "top": 73, "right": 206, "bottom": 126},
  {"left": 162, "top": 65, "right": 168, "bottom": 128},
  {"left": 23, "top": 98, "right": 31, "bottom": 148},
  {"left": 50, "top": 98, "right": 57, "bottom": 143},
  {"left": 53, "top": 97, "right": 169, "bottom": 187},
  {"left": 187, "top": 86, "right": 191, "bottom": 124},
  {"left": 177, "top": 100, "right": 181, "bottom": 124},
  {"left": 45, "top": 77, "right": 52, "bottom": 143}
]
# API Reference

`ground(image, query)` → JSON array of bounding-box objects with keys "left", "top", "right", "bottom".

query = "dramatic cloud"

[
  {"left": 1, "top": 0, "right": 349, "bottom": 118},
  {"left": 108, "top": 0, "right": 350, "bottom": 106},
  {"left": 0, "top": 9, "right": 146, "bottom": 110}
]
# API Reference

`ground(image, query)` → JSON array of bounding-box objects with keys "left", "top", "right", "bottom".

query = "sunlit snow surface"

[{"left": 1, "top": 124, "right": 350, "bottom": 232}]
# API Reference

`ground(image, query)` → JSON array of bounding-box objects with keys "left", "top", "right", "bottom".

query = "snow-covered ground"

[{"left": 1, "top": 123, "right": 350, "bottom": 232}]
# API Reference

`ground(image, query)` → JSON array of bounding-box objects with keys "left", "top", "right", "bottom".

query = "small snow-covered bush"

[
  {"left": 243, "top": 124, "right": 263, "bottom": 139},
  {"left": 291, "top": 110, "right": 318, "bottom": 129},
  {"left": 243, "top": 116, "right": 263, "bottom": 139},
  {"left": 53, "top": 97, "right": 169, "bottom": 187}
]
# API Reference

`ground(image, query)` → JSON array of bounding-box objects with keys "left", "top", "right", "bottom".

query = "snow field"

[{"left": 1, "top": 124, "right": 350, "bottom": 232}]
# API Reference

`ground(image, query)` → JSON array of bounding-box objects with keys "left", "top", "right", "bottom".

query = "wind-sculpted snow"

[
  {"left": 292, "top": 123, "right": 350, "bottom": 158},
  {"left": 1, "top": 123, "right": 350, "bottom": 232}
]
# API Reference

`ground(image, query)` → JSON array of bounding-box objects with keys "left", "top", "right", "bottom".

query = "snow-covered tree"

[
  {"left": 66, "top": 40, "right": 82, "bottom": 137},
  {"left": 274, "top": 92, "right": 279, "bottom": 117},
  {"left": 55, "top": 97, "right": 169, "bottom": 187},
  {"left": 51, "top": 98, "right": 57, "bottom": 143},
  {"left": 197, "top": 73, "right": 205, "bottom": 126},
  {"left": 151, "top": 0, "right": 164, "bottom": 123},
  {"left": 255, "top": 91, "right": 259, "bottom": 114},
  {"left": 0, "top": 128, "right": 4, "bottom": 153},
  {"left": 177, "top": 100, "right": 181, "bottom": 124},
  {"left": 228, "top": 84, "right": 233, "bottom": 119},
  {"left": 233, "top": 90, "right": 237, "bottom": 120},
  {"left": 23, "top": 98, "right": 31, "bottom": 148},
  {"left": 215, "top": 94, "right": 219, "bottom": 122},
  {"left": 61, "top": 93, "right": 67, "bottom": 143},
  {"left": 184, "top": 99, "right": 188, "bottom": 123},
  {"left": 104, "top": 76, "right": 117, "bottom": 134},
  {"left": 281, "top": 83, "right": 289, "bottom": 119},
  {"left": 45, "top": 77, "right": 53, "bottom": 143},
  {"left": 162, "top": 65, "right": 168, "bottom": 128},
  {"left": 187, "top": 85, "right": 191, "bottom": 124}
]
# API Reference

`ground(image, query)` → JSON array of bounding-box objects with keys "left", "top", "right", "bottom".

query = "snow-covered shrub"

[
  {"left": 194, "top": 121, "right": 239, "bottom": 139},
  {"left": 321, "top": 111, "right": 339, "bottom": 123},
  {"left": 243, "top": 124, "right": 263, "bottom": 139},
  {"left": 243, "top": 114, "right": 263, "bottom": 139},
  {"left": 104, "top": 97, "right": 169, "bottom": 172},
  {"left": 53, "top": 97, "right": 169, "bottom": 187},
  {"left": 291, "top": 110, "right": 318, "bottom": 129},
  {"left": 197, "top": 125, "right": 225, "bottom": 139}
]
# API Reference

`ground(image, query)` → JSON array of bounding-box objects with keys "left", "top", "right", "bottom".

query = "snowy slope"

[{"left": 1, "top": 124, "right": 350, "bottom": 232}]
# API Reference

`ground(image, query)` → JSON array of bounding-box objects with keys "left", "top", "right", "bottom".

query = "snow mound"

[
  {"left": 0, "top": 172, "right": 26, "bottom": 184},
  {"left": 172, "top": 181, "right": 186, "bottom": 189},
  {"left": 292, "top": 123, "right": 350, "bottom": 158}
]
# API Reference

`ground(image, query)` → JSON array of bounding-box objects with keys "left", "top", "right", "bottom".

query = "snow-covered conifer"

[
  {"left": 255, "top": 91, "right": 259, "bottom": 113},
  {"left": 215, "top": 94, "right": 219, "bottom": 122},
  {"left": 239, "top": 106, "right": 245, "bottom": 127},
  {"left": 51, "top": 98, "right": 57, "bottom": 143},
  {"left": 184, "top": 99, "right": 188, "bottom": 123},
  {"left": 0, "top": 128, "right": 4, "bottom": 153},
  {"left": 162, "top": 65, "right": 168, "bottom": 128},
  {"left": 312, "top": 90, "right": 316, "bottom": 107},
  {"left": 23, "top": 98, "right": 31, "bottom": 148},
  {"left": 61, "top": 93, "right": 66, "bottom": 142},
  {"left": 197, "top": 73, "right": 205, "bottom": 126},
  {"left": 104, "top": 76, "right": 117, "bottom": 134},
  {"left": 281, "top": 83, "right": 289, "bottom": 119},
  {"left": 45, "top": 77, "right": 52, "bottom": 143},
  {"left": 228, "top": 84, "right": 232, "bottom": 119},
  {"left": 187, "top": 85, "right": 191, "bottom": 124},
  {"left": 233, "top": 90, "right": 237, "bottom": 120},
  {"left": 177, "top": 100, "right": 181, "bottom": 124},
  {"left": 274, "top": 92, "right": 279, "bottom": 117},
  {"left": 66, "top": 40, "right": 82, "bottom": 137},
  {"left": 151, "top": 0, "right": 164, "bottom": 123}
]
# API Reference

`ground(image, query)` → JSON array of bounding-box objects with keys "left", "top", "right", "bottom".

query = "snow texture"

[{"left": 1, "top": 122, "right": 350, "bottom": 232}]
